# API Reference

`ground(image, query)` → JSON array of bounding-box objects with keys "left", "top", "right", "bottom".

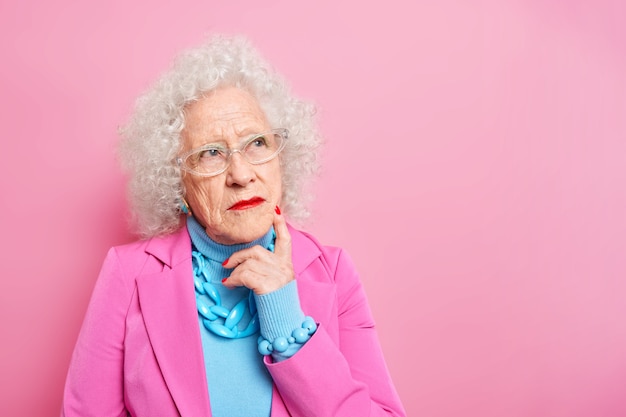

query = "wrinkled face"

[{"left": 180, "top": 87, "right": 282, "bottom": 245}]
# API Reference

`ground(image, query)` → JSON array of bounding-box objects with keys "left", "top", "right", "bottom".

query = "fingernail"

[
  {"left": 275, "top": 205, "right": 281, "bottom": 215},
  {"left": 222, "top": 258, "right": 229, "bottom": 266},
  {"left": 221, "top": 278, "right": 228, "bottom": 283}
]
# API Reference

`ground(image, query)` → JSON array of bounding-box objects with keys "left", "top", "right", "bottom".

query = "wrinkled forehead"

[{"left": 181, "top": 87, "right": 271, "bottom": 149}]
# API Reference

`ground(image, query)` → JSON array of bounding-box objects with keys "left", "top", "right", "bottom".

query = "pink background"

[{"left": 1, "top": 1, "right": 625, "bottom": 416}]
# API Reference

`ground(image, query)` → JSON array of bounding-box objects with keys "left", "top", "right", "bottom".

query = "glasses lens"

[
  {"left": 243, "top": 131, "right": 285, "bottom": 164},
  {"left": 185, "top": 145, "right": 228, "bottom": 175}
]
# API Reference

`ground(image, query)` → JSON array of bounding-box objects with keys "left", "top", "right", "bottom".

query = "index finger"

[{"left": 273, "top": 206, "right": 292, "bottom": 258}]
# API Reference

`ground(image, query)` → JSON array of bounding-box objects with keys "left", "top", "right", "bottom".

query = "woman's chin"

[{"left": 209, "top": 212, "right": 273, "bottom": 245}]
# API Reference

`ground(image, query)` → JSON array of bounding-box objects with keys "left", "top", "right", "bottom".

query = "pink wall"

[{"left": 1, "top": 1, "right": 625, "bottom": 416}]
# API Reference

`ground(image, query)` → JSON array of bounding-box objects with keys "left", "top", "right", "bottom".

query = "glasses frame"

[{"left": 176, "top": 128, "right": 289, "bottom": 177}]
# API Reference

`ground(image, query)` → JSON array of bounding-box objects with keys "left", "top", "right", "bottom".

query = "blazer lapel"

[
  {"left": 289, "top": 225, "right": 336, "bottom": 325},
  {"left": 136, "top": 228, "right": 212, "bottom": 416}
]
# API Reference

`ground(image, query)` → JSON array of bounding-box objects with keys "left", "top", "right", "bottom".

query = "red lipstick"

[{"left": 228, "top": 197, "right": 265, "bottom": 211}]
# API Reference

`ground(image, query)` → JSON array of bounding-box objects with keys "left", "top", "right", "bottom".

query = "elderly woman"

[{"left": 62, "top": 36, "right": 405, "bottom": 417}]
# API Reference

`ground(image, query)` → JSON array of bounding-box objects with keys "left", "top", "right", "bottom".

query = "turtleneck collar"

[{"left": 186, "top": 216, "right": 275, "bottom": 262}]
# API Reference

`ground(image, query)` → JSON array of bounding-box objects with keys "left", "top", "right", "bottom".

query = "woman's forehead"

[{"left": 182, "top": 87, "right": 270, "bottom": 146}]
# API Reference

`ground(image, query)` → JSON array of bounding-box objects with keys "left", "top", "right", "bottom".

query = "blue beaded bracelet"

[{"left": 257, "top": 316, "right": 317, "bottom": 356}]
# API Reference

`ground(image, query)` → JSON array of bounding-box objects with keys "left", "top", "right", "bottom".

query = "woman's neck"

[{"left": 186, "top": 216, "right": 275, "bottom": 262}]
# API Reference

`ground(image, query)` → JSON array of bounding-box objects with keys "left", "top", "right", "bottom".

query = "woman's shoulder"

[
  {"left": 288, "top": 224, "right": 339, "bottom": 254},
  {"left": 287, "top": 224, "right": 355, "bottom": 274},
  {"left": 107, "top": 226, "right": 191, "bottom": 269}
]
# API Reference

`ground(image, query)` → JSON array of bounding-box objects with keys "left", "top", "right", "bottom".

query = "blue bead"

[
  {"left": 194, "top": 277, "right": 205, "bottom": 294},
  {"left": 211, "top": 305, "right": 229, "bottom": 318},
  {"left": 302, "top": 317, "right": 317, "bottom": 334},
  {"left": 288, "top": 337, "right": 296, "bottom": 344},
  {"left": 200, "top": 268, "right": 210, "bottom": 281},
  {"left": 197, "top": 298, "right": 218, "bottom": 320},
  {"left": 225, "top": 299, "right": 246, "bottom": 328},
  {"left": 205, "top": 321, "right": 237, "bottom": 338},
  {"left": 203, "top": 283, "right": 221, "bottom": 305},
  {"left": 258, "top": 339, "right": 272, "bottom": 355},
  {"left": 272, "top": 337, "right": 289, "bottom": 353},
  {"left": 292, "top": 327, "right": 309, "bottom": 343},
  {"left": 238, "top": 314, "right": 260, "bottom": 338}
]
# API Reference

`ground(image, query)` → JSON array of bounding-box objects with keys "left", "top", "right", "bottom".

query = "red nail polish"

[
  {"left": 222, "top": 258, "right": 229, "bottom": 266},
  {"left": 221, "top": 278, "right": 228, "bottom": 283},
  {"left": 275, "top": 205, "right": 281, "bottom": 215}
]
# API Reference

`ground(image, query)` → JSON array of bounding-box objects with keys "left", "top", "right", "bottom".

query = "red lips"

[{"left": 228, "top": 197, "right": 265, "bottom": 211}]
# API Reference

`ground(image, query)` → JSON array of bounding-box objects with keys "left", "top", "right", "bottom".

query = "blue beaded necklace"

[{"left": 192, "top": 232, "right": 275, "bottom": 339}]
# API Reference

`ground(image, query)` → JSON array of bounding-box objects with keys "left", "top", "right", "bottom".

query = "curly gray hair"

[{"left": 118, "top": 35, "right": 322, "bottom": 238}]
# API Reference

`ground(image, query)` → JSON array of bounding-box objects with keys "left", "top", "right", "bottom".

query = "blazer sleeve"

[
  {"left": 61, "top": 248, "right": 132, "bottom": 417},
  {"left": 265, "top": 248, "right": 406, "bottom": 417}
]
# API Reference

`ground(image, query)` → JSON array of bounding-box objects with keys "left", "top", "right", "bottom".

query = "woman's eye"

[
  {"left": 251, "top": 137, "right": 268, "bottom": 147},
  {"left": 199, "top": 148, "right": 221, "bottom": 158}
]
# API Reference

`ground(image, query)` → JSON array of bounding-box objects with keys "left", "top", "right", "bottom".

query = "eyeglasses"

[{"left": 176, "top": 128, "right": 288, "bottom": 177}]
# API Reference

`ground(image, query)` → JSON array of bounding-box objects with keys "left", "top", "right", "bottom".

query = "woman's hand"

[{"left": 221, "top": 208, "right": 294, "bottom": 295}]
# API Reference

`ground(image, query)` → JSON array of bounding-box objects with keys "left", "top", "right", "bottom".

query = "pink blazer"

[{"left": 62, "top": 224, "right": 406, "bottom": 417}]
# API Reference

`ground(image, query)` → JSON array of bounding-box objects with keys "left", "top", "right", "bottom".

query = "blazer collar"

[{"left": 143, "top": 224, "right": 191, "bottom": 268}]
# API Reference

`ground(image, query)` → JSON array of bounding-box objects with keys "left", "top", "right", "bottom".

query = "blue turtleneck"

[{"left": 187, "top": 216, "right": 305, "bottom": 417}]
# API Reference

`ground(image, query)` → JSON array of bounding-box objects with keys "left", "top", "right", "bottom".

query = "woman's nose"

[{"left": 226, "top": 152, "right": 256, "bottom": 186}]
